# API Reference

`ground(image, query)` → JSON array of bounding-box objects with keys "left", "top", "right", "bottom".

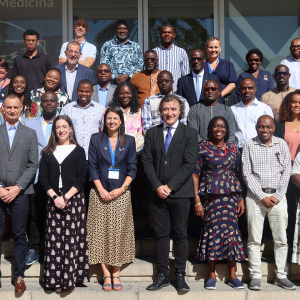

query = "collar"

[
  {"left": 65, "top": 63, "right": 78, "bottom": 72},
  {"left": 98, "top": 83, "right": 110, "bottom": 92},
  {"left": 42, "top": 114, "right": 57, "bottom": 124},
  {"left": 23, "top": 51, "right": 40, "bottom": 58},
  {"left": 159, "top": 43, "right": 174, "bottom": 50},
  {"left": 74, "top": 100, "right": 94, "bottom": 109},
  {"left": 289, "top": 55, "right": 300, "bottom": 62},
  {"left": 77, "top": 39, "right": 86, "bottom": 45},
  {"left": 114, "top": 37, "right": 132, "bottom": 45},
  {"left": 6, "top": 121, "right": 19, "bottom": 130},
  {"left": 192, "top": 69, "right": 204, "bottom": 78},
  {"left": 163, "top": 120, "right": 179, "bottom": 129},
  {"left": 253, "top": 136, "right": 279, "bottom": 147},
  {"left": 237, "top": 97, "right": 259, "bottom": 107}
]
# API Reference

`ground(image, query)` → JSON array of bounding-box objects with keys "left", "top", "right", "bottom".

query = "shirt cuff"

[{"left": 16, "top": 184, "right": 23, "bottom": 190}]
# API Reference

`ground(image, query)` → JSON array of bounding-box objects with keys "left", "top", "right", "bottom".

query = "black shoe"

[
  {"left": 146, "top": 274, "right": 170, "bottom": 291},
  {"left": 175, "top": 275, "right": 190, "bottom": 292}
]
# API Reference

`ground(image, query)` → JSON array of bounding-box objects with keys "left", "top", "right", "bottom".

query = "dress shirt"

[
  {"left": 231, "top": 98, "right": 274, "bottom": 148},
  {"left": 242, "top": 136, "right": 291, "bottom": 202},
  {"left": 98, "top": 84, "right": 110, "bottom": 108},
  {"left": 153, "top": 44, "right": 189, "bottom": 92},
  {"left": 142, "top": 92, "right": 190, "bottom": 133},
  {"left": 280, "top": 56, "right": 300, "bottom": 89},
  {"left": 192, "top": 70, "right": 204, "bottom": 95},
  {"left": 163, "top": 120, "right": 179, "bottom": 142},
  {"left": 41, "top": 116, "right": 55, "bottom": 143},
  {"left": 59, "top": 40, "right": 97, "bottom": 61},
  {"left": 100, "top": 38, "right": 143, "bottom": 79},
  {"left": 65, "top": 64, "right": 78, "bottom": 99},
  {"left": 6, "top": 121, "right": 19, "bottom": 148},
  {"left": 60, "top": 100, "right": 105, "bottom": 159}
]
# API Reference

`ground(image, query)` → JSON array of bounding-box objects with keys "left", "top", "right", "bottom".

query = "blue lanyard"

[
  {"left": 108, "top": 137, "right": 118, "bottom": 168},
  {"left": 207, "top": 57, "right": 219, "bottom": 74},
  {"left": 0, "top": 78, "right": 6, "bottom": 95},
  {"left": 73, "top": 39, "right": 86, "bottom": 52}
]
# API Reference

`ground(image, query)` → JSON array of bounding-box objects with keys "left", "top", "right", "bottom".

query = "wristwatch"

[
  {"left": 122, "top": 184, "right": 128, "bottom": 191},
  {"left": 52, "top": 195, "right": 58, "bottom": 200}
]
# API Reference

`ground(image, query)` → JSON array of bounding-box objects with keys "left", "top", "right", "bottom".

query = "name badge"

[{"left": 108, "top": 168, "right": 120, "bottom": 179}]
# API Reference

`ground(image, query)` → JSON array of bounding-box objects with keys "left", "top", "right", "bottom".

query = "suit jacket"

[
  {"left": 0, "top": 122, "right": 38, "bottom": 194},
  {"left": 90, "top": 83, "right": 116, "bottom": 106},
  {"left": 54, "top": 63, "right": 95, "bottom": 101},
  {"left": 177, "top": 71, "right": 222, "bottom": 107},
  {"left": 142, "top": 122, "right": 198, "bottom": 199}
]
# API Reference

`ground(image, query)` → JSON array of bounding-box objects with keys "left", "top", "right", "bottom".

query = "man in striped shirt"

[{"left": 153, "top": 25, "right": 189, "bottom": 92}]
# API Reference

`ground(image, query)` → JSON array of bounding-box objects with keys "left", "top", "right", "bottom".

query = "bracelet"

[
  {"left": 62, "top": 195, "right": 69, "bottom": 205},
  {"left": 195, "top": 203, "right": 201, "bottom": 207}
]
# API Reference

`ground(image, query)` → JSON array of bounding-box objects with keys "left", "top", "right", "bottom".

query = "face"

[
  {"left": 274, "top": 66, "right": 290, "bottom": 87},
  {"left": 3, "top": 98, "right": 23, "bottom": 123},
  {"left": 77, "top": 83, "right": 93, "bottom": 105},
  {"left": 55, "top": 119, "right": 72, "bottom": 141},
  {"left": 144, "top": 53, "right": 158, "bottom": 71},
  {"left": 290, "top": 94, "right": 300, "bottom": 116},
  {"left": 238, "top": 79, "right": 257, "bottom": 102},
  {"left": 211, "top": 119, "right": 226, "bottom": 142},
  {"left": 119, "top": 85, "right": 132, "bottom": 108},
  {"left": 157, "top": 73, "right": 173, "bottom": 94},
  {"left": 115, "top": 24, "right": 128, "bottom": 41},
  {"left": 190, "top": 50, "right": 206, "bottom": 73},
  {"left": 106, "top": 111, "right": 122, "bottom": 131},
  {"left": 256, "top": 117, "right": 275, "bottom": 143},
  {"left": 65, "top": 44, "right": 81, "bottom": 65},
  {"left": 247, "top": 53, "right": 261, "bottom": 71},
  {"left": 13, "top": 76, "right": 26, "bottom": 95},
  {"left": 290, "top": 39, "right": 300, "bottom": 59},
  {"left": 160, "top": 26, "right": 176, "bottom": 44},
  {"left": 41, "top": 93, "right": 58, "bottom": 115},
  {"left": 96, "top": 64, "right": 112, "bottom": 82},
  {"left": 203, "top": 81, "right": 220, "bottom": 102},
  {"left": 23, "top": 34, "right": 39, "bottom": 52},
  {"left": 206, "top": 40, "right": 221, "bottom": 59},
  {"left": 0, "top": 65, "right": 8, "bottom": 81},
  {"left": 74, "top": 19, "right": 89, "bottom": 37},
  {"left": 161, "top": 100, "right": 181, "bottom": 126},
  {"left": 45, "top": 70, "right": 60, "bottom": 90}
]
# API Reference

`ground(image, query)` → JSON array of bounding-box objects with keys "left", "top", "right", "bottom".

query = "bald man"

[
  {"left": 177, "top": 49, "right": 221, "bottom": 107},
  {"left": 242, "top": 115, "right": 295, "bottom": 291},
  {"left": 59, "top": 19, "right": 96, "bottom": 68}
]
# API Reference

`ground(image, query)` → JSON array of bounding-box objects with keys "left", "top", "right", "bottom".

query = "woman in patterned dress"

[
  {"left": 193, "top": 116, "right": 246, "bottom": 290},
  {"left": 87, "top": 106, "right": 137, "bottom": 291},
  {"left": 39, "top": 115, "right": 89, "bottom": 292}
]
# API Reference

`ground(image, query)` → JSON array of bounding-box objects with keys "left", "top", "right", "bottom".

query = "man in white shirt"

[{"left": 59, "top": 19, "right": 96, "bottom": 68}]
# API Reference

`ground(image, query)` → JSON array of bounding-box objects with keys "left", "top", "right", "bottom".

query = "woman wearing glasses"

[{"left": 236, "top": 49, "right": 274, "bottom": 101}]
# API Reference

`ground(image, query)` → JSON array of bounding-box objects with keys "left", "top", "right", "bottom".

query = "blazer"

[
  {"left": 142, "top": 122, "right": 198, "bottom": 199},
  {"left": 176, "top": 71, "right": 222, "bottom": 107},
  {"left": 274, "top": 121, "right": 285, "bottom": 139},
  {"left": 0, "top": 122, "right": 38, "bottom": 194},
  {"left": 88, "top": 132, "right": 137, "bottom": 192},
  {"left": 54, "top": 63, "right": 95, "bottom": 101},
  {"left": 38, "top": 145, "right": 87, "bottom": 195},
  {"left": 90, "top": 83, "right": 116, "bottom": 106}
]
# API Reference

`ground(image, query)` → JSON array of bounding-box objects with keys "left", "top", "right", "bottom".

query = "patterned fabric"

[
  {"left": 44, "top": 191, "right": 89, "bottom": 289},
  {"left": 100, "top": 38, "right": 143, "bottom": 79},
  {"left": 87, "top": 188, "right": 135, "bottom": 266},
  {"left": 242, "top": 136, "right": 291, "bottom": 201},
  {"left": 30, "top": 87, "right": 71, "bottom": 114},
  {"left": 142, "top": 92, "right": 190, "bottom": 133}
]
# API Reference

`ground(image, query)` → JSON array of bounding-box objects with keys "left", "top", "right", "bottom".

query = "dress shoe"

[
  {"left": 146, "top": 273, "right": 170, "bottom": 291},
  {"left": 175, "top": 274, "right": 190, "bottom": 292},
  {"left": 15, "top": 277, "right": 26, "bottom": 293}
]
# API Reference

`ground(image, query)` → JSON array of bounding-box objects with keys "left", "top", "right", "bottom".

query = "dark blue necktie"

[{"left": 165, "top": 126, "right": 173, "bottom": 153}]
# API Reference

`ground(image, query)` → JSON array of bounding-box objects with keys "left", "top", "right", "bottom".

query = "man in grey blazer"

[
  {"left": 91, "top": 63, "right": 116, "bottom": 107},
  {"left": 0, "top": 94, "right": 38, "bottom": 292}
]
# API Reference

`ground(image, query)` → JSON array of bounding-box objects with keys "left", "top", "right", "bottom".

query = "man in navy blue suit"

[
  {"left": 177, "top": 49, "right": 221, "bottom": 106},
  {"left": 55, "top": 41, "right": 95, "bottom": 101}
]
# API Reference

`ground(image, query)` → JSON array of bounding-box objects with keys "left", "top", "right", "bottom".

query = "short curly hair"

[
  {"left": 278, "top": 90, "right": 300, "bottom": 121},
  {"left": 246, "top": 49, "right": 263, "bottom": 63},
  {"left": 207, "top": 116, "right": 230, "bottom": 142}
]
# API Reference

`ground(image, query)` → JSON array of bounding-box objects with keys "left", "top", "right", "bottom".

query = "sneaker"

[
  {"left": 205, "top": 278, "right": 217, "bottom": 290},
  {"left": 249, "top": 278, "right": 261, "bottom": 290},
  {"left": 228, "top": 278, "right": 244, "bottom": 289},
  {"left": 26, "top": 250, "right": 39, "bottom": 265},
  {"left": 274, "top": 278, "right": 296, "bottom": 290}
]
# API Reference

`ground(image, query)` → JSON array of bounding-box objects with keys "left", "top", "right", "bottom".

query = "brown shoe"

[{"left": 15, "top": 277, "right": 26, "bottom": 293}]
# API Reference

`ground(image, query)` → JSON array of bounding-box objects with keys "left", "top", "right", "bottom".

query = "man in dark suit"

[
  {"left": 143, "top": 94, "right": 198, "bottom": 292},
  {"left": 0, "top": 94, "right": 38, "bottom": 292},
  {"left": 177, "top": 49, "right": 222, "bottom": 106},
  {"left": 55, "top": 41, "right": 95, "bottom": 101}
]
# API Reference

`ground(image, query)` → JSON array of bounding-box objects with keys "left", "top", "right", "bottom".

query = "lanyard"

[
  {"left": 207, "top": 57, "right": 219, "bottom": 74},
  {"left": 73, "top": 39, "right": 86, "bottom": 52},
  {"left": 0, "top": 78, "right": 6, "bottom": 95},
  {"left": 108, "top": 137, "right": 118, "bottom": 168}
]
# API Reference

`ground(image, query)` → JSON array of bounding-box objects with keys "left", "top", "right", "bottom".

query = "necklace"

[{"left": 209, "top": 141, "right": 225, "bottom": 148}]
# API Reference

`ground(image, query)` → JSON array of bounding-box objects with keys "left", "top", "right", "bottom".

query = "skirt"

[
  {"left": 87, "top": 188, "right": 135, "bottom": 266},
  {"left": 292, "top": 198, "right": 300, "bottom": 264},
  {"left": 196, "top": 193, "right": 246, "bottom": 261}
]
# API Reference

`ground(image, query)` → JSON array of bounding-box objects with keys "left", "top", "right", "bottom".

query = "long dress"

[{"left": 194, "top": 141, "right": 246, "bottom": 261}]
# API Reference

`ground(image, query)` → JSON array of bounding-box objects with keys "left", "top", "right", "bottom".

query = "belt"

[{"left": 262, "top": 188, "right": 276, "bottom": 194}]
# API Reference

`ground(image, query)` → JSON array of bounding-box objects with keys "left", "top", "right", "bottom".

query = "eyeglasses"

[
  {"left": 239, "top": 87, "right": 255, "bottom": 91},
  {"left": 144, "top": 58, "right": 156, "bottom": 62},
  {"left": 204, "top": 87, "right": 219, "bottom": 92},
  {"left": 274, "top": 72, "right": 289, "bottom": 77},
  {"left": 157, "top": 79, "right": 172, "bottom": 84},
  {"left": 0, "top": 67, "right": 7, "bottom": 71},
  {"left": 67, "top": 50, "right": 80, "bottom": 55},
  {"left": 190, "top": 57, "right": 205, "bottom": 62},
  {"left": 291, "top": 45, "right": 300, "bottom": 49},
  {"left": 97, "top": 69, "right": 110, "bottom": 74},
  {"left": 248, "top": 58, "right": 260, "bottom": 62}
]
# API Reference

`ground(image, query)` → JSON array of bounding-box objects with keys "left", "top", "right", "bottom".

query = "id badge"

[{"left": 108, "top": 168, "right": 120, "bottom": 179}]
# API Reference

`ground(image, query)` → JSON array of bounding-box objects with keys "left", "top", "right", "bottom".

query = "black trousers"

[
  {"left": 149, "top": 196, "right": 190, "bottom": 276},
  {"left": 0, "top": 194, "right": 29, "bottom": 279}
]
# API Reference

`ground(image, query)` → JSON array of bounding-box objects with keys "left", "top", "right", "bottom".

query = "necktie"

[
  {"left": 196, "top": 75, "right": 200, "bottom": 100},
  {"left": 165, "top": 126, "right": 172, "bottom": 153}
]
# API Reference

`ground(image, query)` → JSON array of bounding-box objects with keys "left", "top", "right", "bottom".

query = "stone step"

[{"left": 0, "top": 280, "right": 300, "bottom": 300}]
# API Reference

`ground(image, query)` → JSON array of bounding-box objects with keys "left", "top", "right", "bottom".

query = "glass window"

[{"left": 149, "top": 0, "right": 214, "bottom": 55}]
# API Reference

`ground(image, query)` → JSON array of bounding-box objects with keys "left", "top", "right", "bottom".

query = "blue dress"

[{"left": 194, "top": 141, "right": 245, "bottom": 261}]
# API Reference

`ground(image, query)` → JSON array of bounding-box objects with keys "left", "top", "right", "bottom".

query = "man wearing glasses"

[
  {"left": 261, "top": 65, "right": 296, "bottom": 122},
  {"left": 131, "top": 50, "right": 161, "bottom": 108},
  {"left": 281, "top": 38, "right": 300, "bottom": 89},
  {"left": 12, "top": 29, "right": 52, "bottom": 91},
  {"left": 177, "top": 49, "right": 221, "bottom": 107}
]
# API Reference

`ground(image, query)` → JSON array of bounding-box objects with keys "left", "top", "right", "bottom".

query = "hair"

[
  {"left": 278, "top": 90, "right": 300, "bottom": 121},
  {"left": 115, "top": 20, "right": 128, "bottom": 29},
  {"left": 3, "top": 94, "right": 22, "bottom": 106},
  {"left": 158, "top": 70, "right": 173, "bottom": 80},
  {"left": 40, "top": 67, "right": 62, "bottom": 90},
  {"left": 102, "top": 106, "right": 126, "bottom": 148},
  {"left": 246, "top": 48, "right": 263, "bottom": 63},
  {"left": 41, "top": 115, "right": 79, "bottom": 156},
  {"left": 239, "top": 77, "right": 256, "bottom": 87},
  {"left": 23, "top": 29, "right": 39, "bottom": 40},
  {"left": 291, "top": 38, "right": 300, "bottom": 47},
  {"left": 78, "top": 79, "right": 93, "bottom": 89},
  {"left": 206, "top": 37, "right": 221, "bottom": 47},
  {"left": 144, "top": 49, "right": 157, "bottom": 57},
  {"left": 66, "top": 41, "right": 81, "bottom": 52},
  {"left": 8, "top": 74, "right": 32, "bottom": 109},
  {"left": 207, "top": 116, "right": 230, "bottom": 143},
  {"left": 110, "top": 82, "right": 139, "bottom": 114},
  {"left": 158, "top": 94, "right": 184, "bottom": 120},
  {"left": 161, "top": 24, "right": 175, "bottom": 33},
  {"left": 0, "top": 58, "right": 9, "bottom": 71}
]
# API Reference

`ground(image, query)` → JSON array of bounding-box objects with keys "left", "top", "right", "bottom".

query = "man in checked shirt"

[{"left": 242, "top": 115, "right": 296, "bottom": 291}]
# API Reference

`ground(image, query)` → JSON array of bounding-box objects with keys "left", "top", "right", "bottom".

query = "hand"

[
  {"left": 99, "top": 188, "right": 112, "bottom": 202},
  {"left": 54, "top": 197, "right": 67, "bottom": 209},
  {"left": 237, "top": 199, "right": 245, "bottom": 217},
  {"left": 0, "top": 187, "right": 9, "bottom": 202},
  {"left": 269, "top": 196, "right": 279, "bottom": 205},
  {"left": 115, "top": 74, "right": 129, "bottom": 84},
  {"left": 1, "top": 186, "right": 21, "bottom": 203},
  {"left": 194, "top": 195, "right": 204, "bottom": 218},
  {"left": 109, "top": 188, "right": 124, "bottom": 200},
  {"left": 261, "top": 197, "right": 275, "bottom": 209},
  {"left": 156, "top": 185, "right": 171, "bottom": 199}
]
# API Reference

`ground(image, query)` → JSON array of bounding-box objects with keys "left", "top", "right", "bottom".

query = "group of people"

[{"left": 0, "top": 18, "right": 300, "bottom": 294}]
